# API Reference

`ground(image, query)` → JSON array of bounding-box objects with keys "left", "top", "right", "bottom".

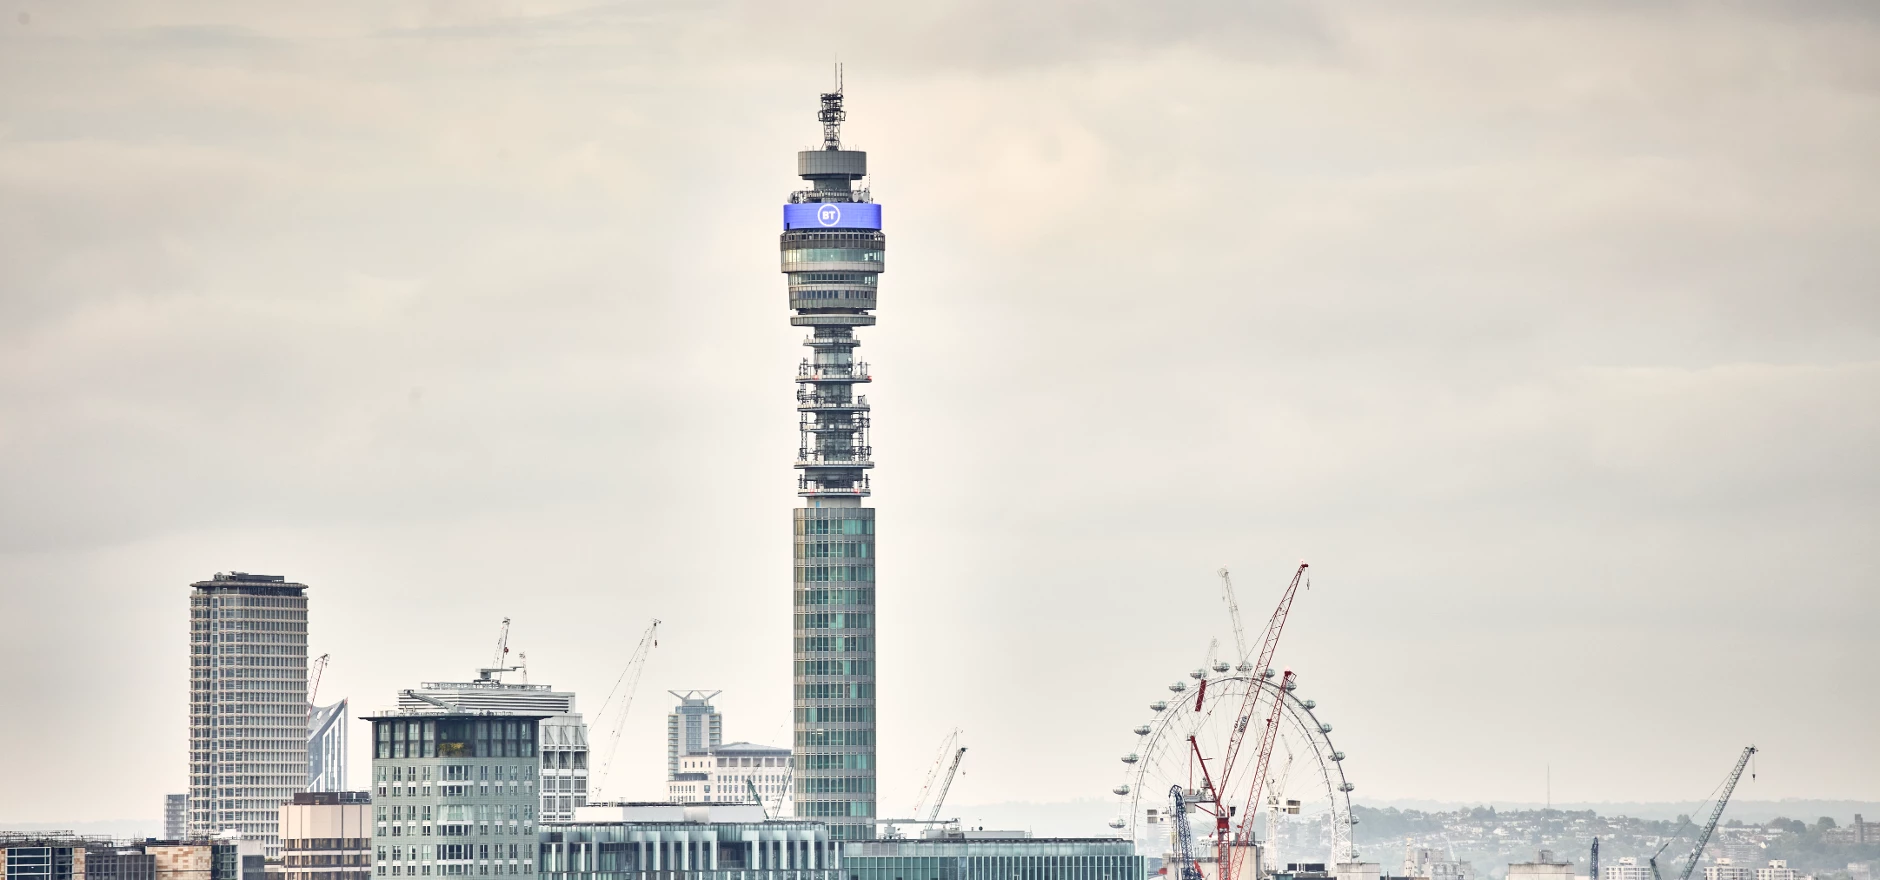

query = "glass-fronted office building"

[{"left": 841, "top": 839, "right": 1144, "bottom": 880}]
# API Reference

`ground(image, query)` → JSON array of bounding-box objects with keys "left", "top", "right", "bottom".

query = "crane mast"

[
  {"left": 307, "top": 653, "right": 330, "bottom": 705},
  {"left": 1676, "top": 746, "right": 1757, "bottom": 880},
  {"left": 590, "top": 619, "right": 662, "bottom": 796},
  {"left": 1171, "top": 785, "right": 1205, "bottom": 880},
  {"left": 1217, "top": 568, "right": 1251, "bottom": 669},
  {"left": 929, "top": 747, "right": 968, "bottom": 823},
  {"left": 1210, "top": 562, "right": 1309, "bottom": 880}
]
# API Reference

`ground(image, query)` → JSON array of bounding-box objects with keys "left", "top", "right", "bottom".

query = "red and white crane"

[{"left": 1194, "top": 562, "right": 1309, "bottom": 880}]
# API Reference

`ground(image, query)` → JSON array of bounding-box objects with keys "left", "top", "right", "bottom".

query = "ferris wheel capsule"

[
  {"left": 1133, "top": 725, "right": 1151, "bottom": 736},
  {"left": 1263, "top": 667, "right": 1277, "bottom": 679},
  {"left": 1212, "top": 662, "right": 1230, "bottom": 673},
  {"left": 1331, "top": 751, "right": 1345, "bottom": 761},
  {"left": 1122, "top": 753, "right": 1140, "bottom": 764},
  {"left": 1302, "top": 699, "right": 1316, "bottom": 709},
  {"left": 1236, "top": 661, "right": 1254, "bottom": 673},
  {"left": 1319, "top": 722, "right": 1333, "bottom": 733},
  {"left": 1150, "top": 701, "right": 1168, "bottom": 712},
  {"left": 1108, "top": 819, "right": 1126, "bottom": 829},
  {"left": 1114, "top": 784, "right": 1131, "bottom": 795},
  {"left": 1189, "top": 668, "right": 1206, "bottom": 680},
  {"left": 1169, "top": 682, "right": 1188, "bottom": 693}
]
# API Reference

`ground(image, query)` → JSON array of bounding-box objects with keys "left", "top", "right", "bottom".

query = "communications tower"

[{"left": 784, "top": 73, "right": 881, "bottom": 840}]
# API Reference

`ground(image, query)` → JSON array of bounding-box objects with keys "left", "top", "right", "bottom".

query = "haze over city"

[{"left": 0, "top": 0, "right": 1874, "bottom": 854}]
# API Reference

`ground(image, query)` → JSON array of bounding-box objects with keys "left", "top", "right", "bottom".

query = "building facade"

[
  {"left": 1604, "top": 859, "right": 1654, "bottom": 880},
  {"left": 0, "top": 835, "right": 246, "bottom": 880},
  {"left": 365, "top": 711, "right": 544, "bottom": 878},
  {"left": 310, "top": 701, "right": 350, "bottom": 793},
  {"left": 665, "top": 693, "right": 723, "bottom": 781},
  {"left": 1704, "top": 861, "right": 1756, "bottom": 880},
  {"left": 538, "top": 803, "right": 836, "bottom": 880},
  {"left": 1755, "top": 862, "right": 1801, "bottom": 880},
  {"left": 842, "top": 837, "right": 1143, "bottom": 880},
  {"left": 784, "top": 81, "right": 882, "bottom": 842},
  {"left": 188, "top": 572, "right": 311, "bottom": 855},
  {"left": 167, "top": 795, "right": 190, "bottom": 841},
  {"left": 1507, "top": 852, "right": 1573, "bottom": 880},
  {"left": 399, "top": 674, "right": 588, "bottom": 823},
  {"left": 280, "top": 792, "right": 371, "bottom": 880},
  {"left": 665, "top": 743, "right": 792, "bottom": 811}
]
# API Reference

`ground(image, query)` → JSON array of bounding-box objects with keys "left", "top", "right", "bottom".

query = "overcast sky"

[{"left": 1, "top": 1, "right": 1876, "bottom": 825}]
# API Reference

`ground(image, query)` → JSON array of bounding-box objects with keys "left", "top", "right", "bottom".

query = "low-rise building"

[
  {"left": 0, "top": 835, "right": 248, "bottom": 880},
  {"left": 539, "top": 803, "right": 835, "bottom": 880},
  {"left": 665, "top": 744, "right": 791, "bottom": 811},
  {"left": 280, "top": 792, "right": 371, "bottom": 880},
  {"left": 1509, "top": 851, "right": 1573, "bottom": 880},
  {"left": 1604, "top": 857, "right": 1654, "bottom": 880},
  {"left": 1704, "top": 859, "right": 1755, "bottom": 880},
  {"left": 1754, "top": 861, "right": 1800, "bottom": 880},
  {"left": 844, "top": 834, "right": 1143, "bottom": 880}
]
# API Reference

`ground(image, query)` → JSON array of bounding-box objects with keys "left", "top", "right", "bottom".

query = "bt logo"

[{"left": 817, "top": 204, "right": 842, "bottom": 226}]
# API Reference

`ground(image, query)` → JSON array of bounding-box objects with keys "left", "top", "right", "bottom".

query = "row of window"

[
  {"left": 798, "top": 776, "right": 875, "bottom": 794},
  {"left": 796, "top": 541, "right": 871, "bottom": 559},
  {"left": 799, "top": 752, "right": 872, "bottom": 771},
  {"left": 798, "top": 588, "right": 873, "bottom": 607},
  {"left": 791, "top": 289, "right": 877, "bottom": 301},
  {"left": 796, "top": 728, "right": 875, "bottom": 746},
  {"left": 796, "top": 636, "right": 873, "bottom": 653},
  {"left": 798, "top": 682, "right": 873, "bottom": 700},
  {"left": 795, "top": 799, "right": 875, "bottom": 818},
  {"left": 380, "top": 764, "right": 534, "bottom": 782},
  {"left": 378, "top": 845, "right": 531, "bottom": 862},
  {"left": 380, "top": 804, "right": 534, "bottom": 822},
  {"left": 378, "top": 866, "right": 520, "bottom": 876},
  {"left": 797, "top": 612, "right": 872, "bottom": 630},
  {"left": 796, "top": 706, "right": 874, "bottom": 724},
  {"left": 794, "top": 517, "right": 874, "bottom": 535},
  {"left": 794, "top": 659, "right": 873, "bottom": 677},
  {"left": 795, "top": 566, "right": 875, "bottom": 584},
  {"left": 782, "top": 248, "right": 885, "bottom": 264},
  {"left": 789, "top": 272, "right": 877, "bottom": 285}
]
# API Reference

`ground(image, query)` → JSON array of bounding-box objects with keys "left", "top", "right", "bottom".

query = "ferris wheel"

[{"left": 1109, "top": 665, "right": 1359, "bottom": 872}]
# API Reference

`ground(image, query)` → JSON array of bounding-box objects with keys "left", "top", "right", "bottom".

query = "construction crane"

[
  {"left": 590, "top": 619, "right": 661, "bottom": 797},
  {"left": 478, "top": 618, "right": 521, "bottom": 682},
  {"left": 307, "top": 653, "right": 330, "bottom": 705},
  {"left": 1209, "top": 562, "right": 1309, "bottom": 880},
  {"left": 1217, "top": 568, "right": 1251, "bottom": 670},
  {"left": 1170, "top": 785, "right": 1204, "bottom": 880},
  {"left": 928, "top": 746, "right": 968, "bottom": 823},
  {"left": 747, "top": 778, "right": 775, "bottom": 819},
  {"left": 1674, "top": 746, "right": 1758, "bottom": 880},
  {"left": 911, "top": 729, "right": 963, "bottom": 819}
]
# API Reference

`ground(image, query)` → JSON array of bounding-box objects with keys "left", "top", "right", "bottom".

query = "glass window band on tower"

[{"left": 785, "top": 79, "right": 879, "bottom": 841}]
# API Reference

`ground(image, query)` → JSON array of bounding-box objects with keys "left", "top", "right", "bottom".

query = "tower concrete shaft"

[{"left": 785, "top": 82, "right": 880, "bottom": 840}]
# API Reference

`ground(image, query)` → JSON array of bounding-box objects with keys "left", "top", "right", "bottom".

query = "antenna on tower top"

[{"left": 819, "top": 64, "right": 846, "bottom": 150}]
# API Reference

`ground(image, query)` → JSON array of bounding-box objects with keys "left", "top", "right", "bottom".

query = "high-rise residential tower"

[
  {"left": 188, "top": 571, "right": 310, "bottom": 855},
  {"left": 784, "top": 79, "right": 880, "bottom": 840},
  {"left": 399, "top": 670, "right": 588, "bottom": 822},
  {"left": 664, "top": 690, "right": 723, "bottom": 779}
]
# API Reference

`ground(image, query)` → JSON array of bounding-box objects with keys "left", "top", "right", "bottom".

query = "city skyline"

[{"left": 1, "top": 0, "right": 1876, "bottom": 830}]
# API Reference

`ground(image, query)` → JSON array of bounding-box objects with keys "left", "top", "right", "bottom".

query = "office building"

[
  {"left": 1755, "top": 862, "right": 1801, "bottom": 880},
  {"left": 309, "top": 701, "right": 349, "bottom": 793},
  {"left": 0, "top": 834, "right": 249, "bottom": 880},
  {"left": 665, "top": 693, "right": 723, "bottom": 781},
  {"left": 665, "top": 743, "right": 791, "bottom": 810},
  {"left": 1604, "top": 859, "right": 1654, "bottom": 880},
  {"left": 843, "top": 835, "right": 1142, "bottom": 880},
  {"left": 1705, "top": 861, "right": 1756, "bottom": 880},
  {"left": 167, "top": 795, "right": 190, "bottom": 841},
  {"left": 1405, "top": 847, "right": 1473, "bottom": 880},
  {"left": 538, "top": 803, "right": 837, "bottom": 880},
  {"left": 364, "top": 708, "right": 544, "bottom": 878},
  {"left": 1508, "top": 852, "right": 1573, "bottom": 880},
  {"left": 280, "top": 792, "right": 371, "bottom": 880},
  {"left": 783, "top": 79, "right": 882, "bottom": 842},
  {"left": 188, "top": 572, "right": 311, "bottom": 856},
  {"left": 399, "top": 672, "right": 588, "bottom": 823}
]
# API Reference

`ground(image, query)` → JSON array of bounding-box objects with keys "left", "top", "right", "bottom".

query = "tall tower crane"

[
  {"left": 1217, "top": 568, "right": 1252, "bottom": 670},
  {"left": 912, "top": 729, "right": 963, "bottom": 819},
  {"left": 928, "top": 746, "right": 968, "bottom": 823},
  {"left": 308, "top": 653, "right": 330, "bottom": 705},
  {"left": 478, "top": 617, "right": 520, "bottom": 682},
  {"left": 591, "top": 619, "right": 661, "bottom": 797},
  {"left": 1675, "top": 746, "right": 1757, "bottom": 880},
  {"left": 1208, "top": 562, "right": 1310, "bottom": 880}
]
